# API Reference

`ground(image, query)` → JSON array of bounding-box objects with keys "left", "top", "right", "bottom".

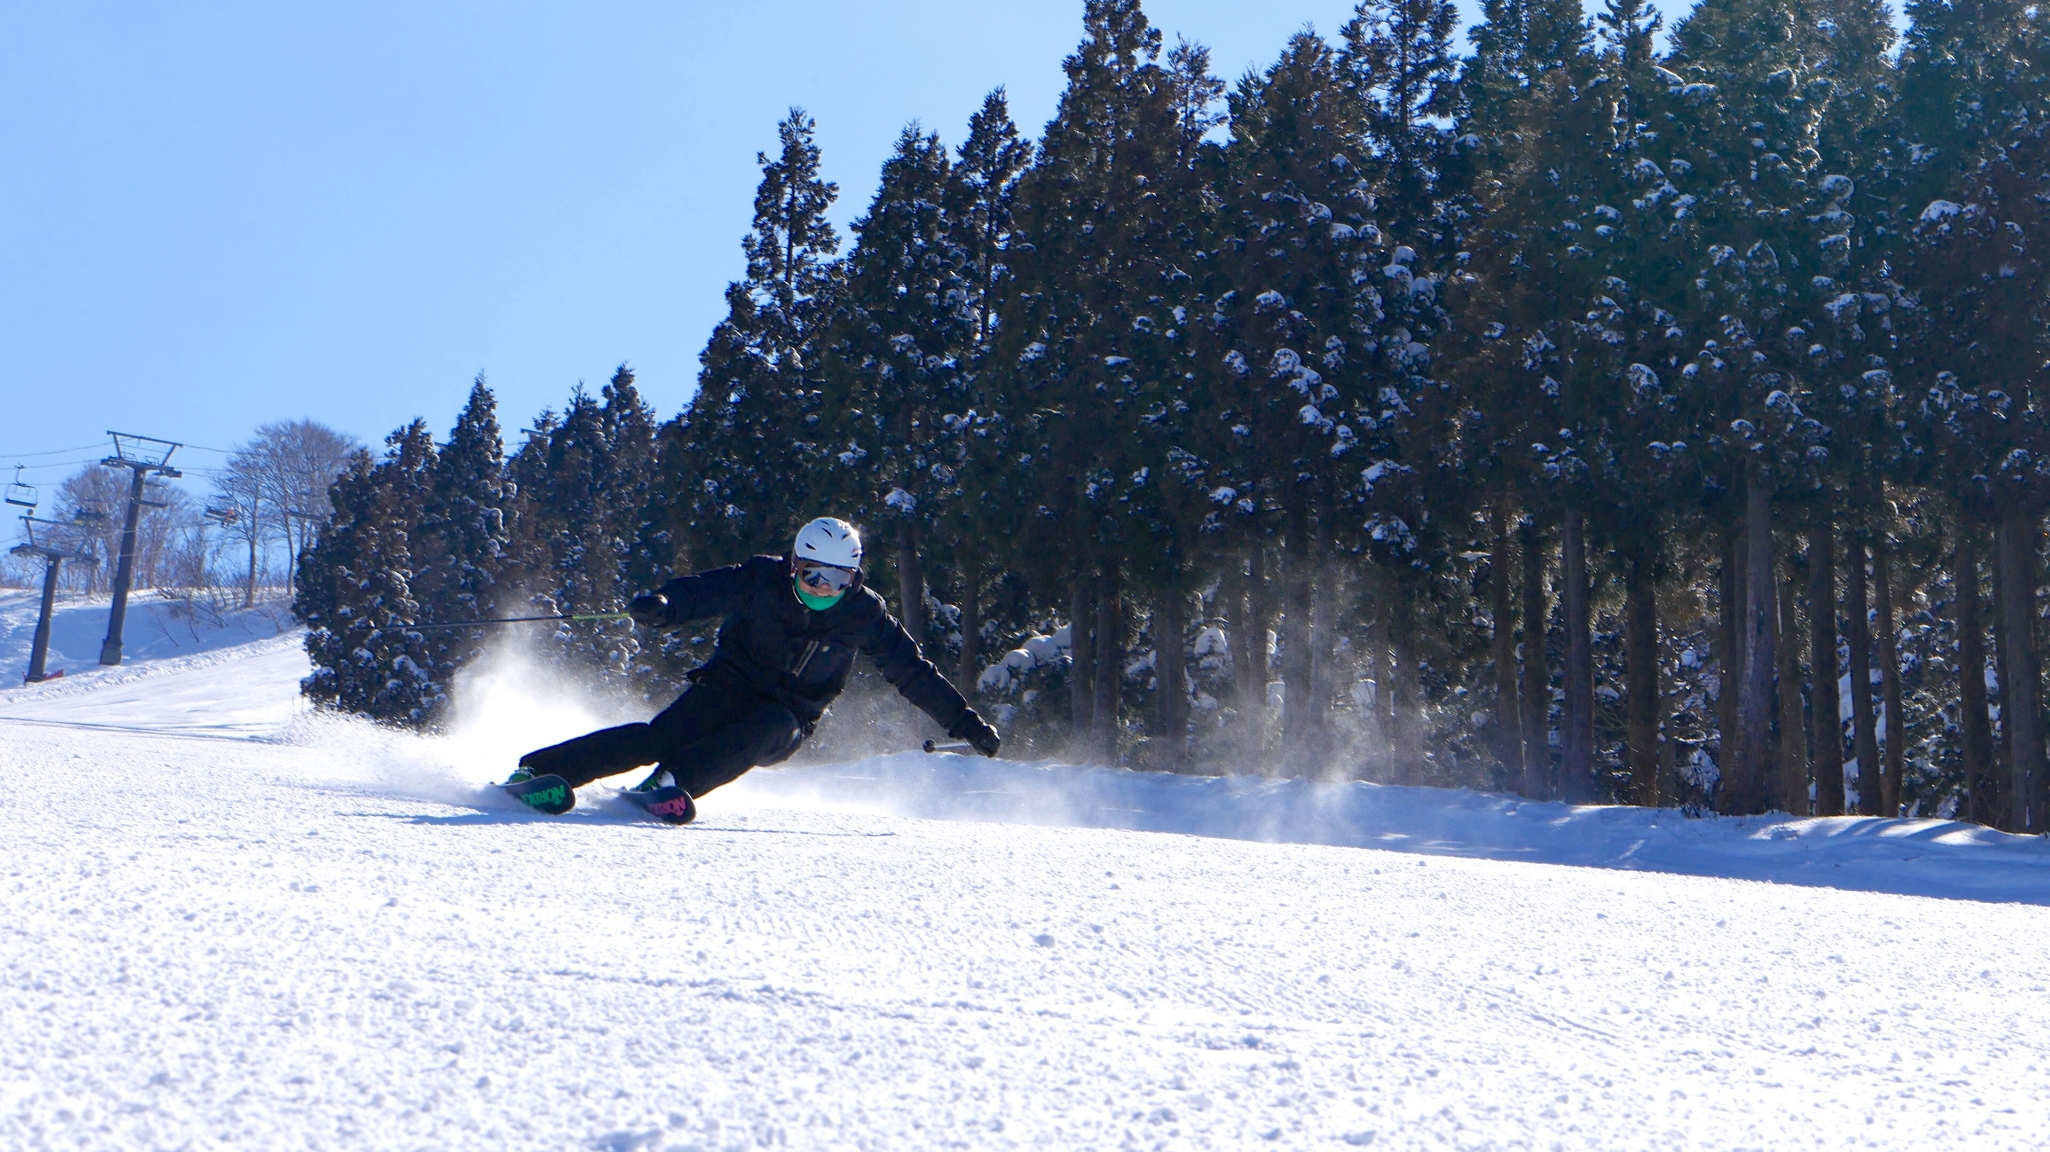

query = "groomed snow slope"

[{"left": 4, "top": 634, "right": 2050, "bottom": 1150}]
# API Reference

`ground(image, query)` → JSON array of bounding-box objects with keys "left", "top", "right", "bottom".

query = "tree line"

[{"left": 297, "top": 0, "right": 2050, "bottom": 830}]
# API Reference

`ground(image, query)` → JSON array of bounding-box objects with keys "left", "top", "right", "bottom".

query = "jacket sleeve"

[
  {"left": 859, "top": 601, "right": 975, "bottom": 733},
  {"left": 655, "top": 559, "right": 758, "bottom": 623}
]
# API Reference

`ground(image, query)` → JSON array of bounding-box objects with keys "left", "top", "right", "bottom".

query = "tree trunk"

[
  {"left": 1731, "top": 469, "right": 1775, "bottom": 815},
  {"left": 1238, "top": 537, "right": 1271, "bottom": 754},
  {"left": 1716, "top": 530, "right": 1741, "bottom": 803},
  {"left": 1992, "top": 535, "right": 2016, "bottom": 828},
  {"left": 1493, "top": 498, "right": 1525, "bottom": 785},
  {"left": 1996, "top": 504, "right": 2046, "bottom": 833},
  {"left": 1776, "top": 548, "right": 1809, "bottom": 815},
  {"left": 1226, "top": 555, "right": 1256, "bottom": 708},
  {"left": 956, "top": 557, "right": 982, "bottom": 697},
  {"left": 1279, "top": 505, "right": 1318, "bottom": 775},
  {"left": 1808, "top": 520, "right": 1844, "bottom": 817},
  {"left": 1245, "top": 536, "right": 1271, "bottom": 715},
  {"left": 1519, "top": 520, "right": 1551, "bottom": 798},
  {"left": 1385, "top": 591, "right": 1423, "bottom": 785},
  {"left": 1656, "top": 618, "right": 1678, "bottom": 806},
  {"left": 897, "top": 531, "right": 925, "bottom": 650},
  {"left": 1957, "top": 534, "right": 2000, "bottom": 825},
  {"left": 1069, "top": 576, "right": 1095, "bottom": 735},
  {"left": 1873, "top": 535, "right": 1903, "bottom": 817},
  {"left": 1762, "top": 536, "right": 1784, "bottom": 804},
  {"left": 245, "top": 520, "right": 259, "bottom": 610},
  {"left": 1559, "top": 509, "right": 1594, "bottom": 802},
  {"left": 1154, "top": 589, "right": 1187, "bottom": 772},
  {"left": 1307, "top": 508, "right": 1335, "bottom": 767},
  {"left": 1364, "top": 567, "right": 1397, "bottom": 782},
  {"left": 1624, "top": 546, "right": 1659, "bottom": 805},
  {"left": 1844, "top": 537, "right": 1881, "bottom": 815},
  {"left": 1093, "top": 576, "right": 1122, "bottom": 764}
]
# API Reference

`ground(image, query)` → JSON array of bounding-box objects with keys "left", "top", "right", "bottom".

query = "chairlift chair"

[{"left": 4, "top": 466, "right": 36, "bottom": 509}]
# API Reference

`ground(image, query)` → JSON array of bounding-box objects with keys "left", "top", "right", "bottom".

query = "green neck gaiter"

[{"left": 794, "top": 577, "right": 845, "bottom": 612}]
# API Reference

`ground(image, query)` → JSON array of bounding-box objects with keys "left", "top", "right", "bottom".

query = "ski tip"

[{"left": 500, "top": 774, "right": 575, "bottom": 816}]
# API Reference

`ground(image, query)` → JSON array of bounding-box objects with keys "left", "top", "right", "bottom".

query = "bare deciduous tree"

[{"left": 214, "top": 420, "right": 360, "bottom": 606}]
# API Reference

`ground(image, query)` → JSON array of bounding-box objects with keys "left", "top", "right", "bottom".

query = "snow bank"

[{"left": 731, "top": 752, "right": 2050, "bottom": 906}]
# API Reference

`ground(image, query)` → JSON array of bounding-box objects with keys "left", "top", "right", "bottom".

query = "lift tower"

[
  {"left": 97, "top": 432, "right": 182, "bottom": 666},
  {"left": 11, "top": 515, "right": 98, "bottom": 683}
]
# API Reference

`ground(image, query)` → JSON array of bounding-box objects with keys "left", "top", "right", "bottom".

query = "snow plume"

[{"left": 273, "top": 637, "right": 634, "bottom": 806}]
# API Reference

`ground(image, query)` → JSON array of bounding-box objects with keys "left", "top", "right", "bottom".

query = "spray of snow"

[{"left": 267, "top": 638, "right": 637, "bottom": 809}]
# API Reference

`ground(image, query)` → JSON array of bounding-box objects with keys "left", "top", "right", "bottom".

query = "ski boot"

[{"left": 623, "top": 768, "right": 697, "bottom": 825}]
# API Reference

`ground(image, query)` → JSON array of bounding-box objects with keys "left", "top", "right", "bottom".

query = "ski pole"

[{"left": 372, "top": 612, "right": 633, "bottom": 631}]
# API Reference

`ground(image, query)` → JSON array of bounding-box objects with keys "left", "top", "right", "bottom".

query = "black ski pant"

[{"left": 518, "top": 679, "right": 806, "bottom": 796}]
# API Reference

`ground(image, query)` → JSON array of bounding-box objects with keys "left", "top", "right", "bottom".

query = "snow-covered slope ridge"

[
  {"left": 0, "top": 588, "right": 295, "bottom": 688},
  {"left": 4, "top": 632, "right": 2049, "bottom": 1149}
]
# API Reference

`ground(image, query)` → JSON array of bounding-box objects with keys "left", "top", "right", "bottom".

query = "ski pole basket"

[{"left": 4, "top": 466, "right": 36, "bottom": 509}]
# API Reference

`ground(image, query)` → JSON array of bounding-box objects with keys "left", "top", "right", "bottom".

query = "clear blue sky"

[{"left": 1, "top": 0, "right": 1493, "bottom": 492}]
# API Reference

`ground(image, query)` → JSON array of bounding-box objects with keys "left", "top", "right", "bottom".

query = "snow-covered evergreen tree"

[
  {"left": 659, "top": 109, "right": 841, "bottom": 570},
  {"left": 509, "top": 366, "right": 656, "bottom": 691},
  {"left": 413, "top": 377, "right": 514, "bottom": 700},
  {"left": 296, "top": 422, "right": 441, "bottom": 724},
  {"left": 817, "top": 124, "right": 973, "bottom": 643}
]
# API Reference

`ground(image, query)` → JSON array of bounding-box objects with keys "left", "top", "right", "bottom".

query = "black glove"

[
  {"left": 954, "top": 713, "right": 1001, "bottom": 758},
  {"left": 628, "top": 592, "right": 672, "bottom": 629}
]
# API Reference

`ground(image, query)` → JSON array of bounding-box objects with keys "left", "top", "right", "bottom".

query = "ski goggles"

[{"left": 794, "top": 561, "right": 858, "bottom": 592}]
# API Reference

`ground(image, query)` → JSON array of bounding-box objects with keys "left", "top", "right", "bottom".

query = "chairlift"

[
  {"left": 4, "top": 466, "right": 36, "bottom": 509},
  {"left": 204, "top": 505, "right": 239, "bottom": 527},
  {"left": 105, "top": 431, "right": 182, "bottom": 469}
]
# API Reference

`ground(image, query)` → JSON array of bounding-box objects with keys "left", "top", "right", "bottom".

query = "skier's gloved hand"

[
  {"left": 953, "top": 713, "right": 1002, "bottom": 758},
  {"left": 628, "top": 593, "right": 672, "bottom": 629}
]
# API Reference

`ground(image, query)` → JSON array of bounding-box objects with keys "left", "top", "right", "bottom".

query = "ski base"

[
  {"left": 620, "top": 785, "right": 697, "bottom": 825},
  {"left": 500, "top": 773, "right": 575, "bottom": 815}
]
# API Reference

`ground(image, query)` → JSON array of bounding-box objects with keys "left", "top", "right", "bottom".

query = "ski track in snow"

[{"left": 3, "top": 629, "right": 2050, "bottom": 1149}]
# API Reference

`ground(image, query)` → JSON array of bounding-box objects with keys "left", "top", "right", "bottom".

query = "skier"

[{"left": 502, "top": 517, "right": 1001, "bottom": 822}]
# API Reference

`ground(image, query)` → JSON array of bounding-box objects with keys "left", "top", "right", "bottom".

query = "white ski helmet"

[{"left": 792, "top": 517, "right": 863, "bottom": 569}]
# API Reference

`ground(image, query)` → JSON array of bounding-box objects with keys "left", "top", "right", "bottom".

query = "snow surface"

[
  {"left": 5, "top": 626, "right": 2050, "bottom": 1149},
  {"left": 0, "top": 588, "right": 296, "bottom": 688}
]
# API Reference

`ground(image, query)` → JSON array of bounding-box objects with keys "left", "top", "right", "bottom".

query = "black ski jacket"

[{"left": 652, "top": 554, "right": 975, "bottom": 732}]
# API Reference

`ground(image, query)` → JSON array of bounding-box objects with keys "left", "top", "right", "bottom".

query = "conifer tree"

[
  {"left": 511, "top": 366, "right": 657, "bottom": 689},
  {"left": 1206, "top": 30, "right": 1397, "bottom": 773},
  {"left": 661, "top": 109, "right": 842, "bottom": 569},
  {"left": 1901, "top": 133, "right": 2050, "bottom": 830},
  {"left": 952, "top": 90, "right": 1035, "bottom": 350},
  {"left": 414, "top": 377, "right": 515, "bottom": 695},
  {"left": 297, "top": 422, "right": 442, "bottom": 724},
  {"left": 942, "top": 90, "right": 1034, "bottom": 691},
  {"left": 999, "top": 0, "right": 1184, "bottom": 761},
  {"left": 818, "top": 125, "right": 973, "bottom": 645},
  {"left": 1342, "top": 0, "right": 1460, "bottom": 218}
]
